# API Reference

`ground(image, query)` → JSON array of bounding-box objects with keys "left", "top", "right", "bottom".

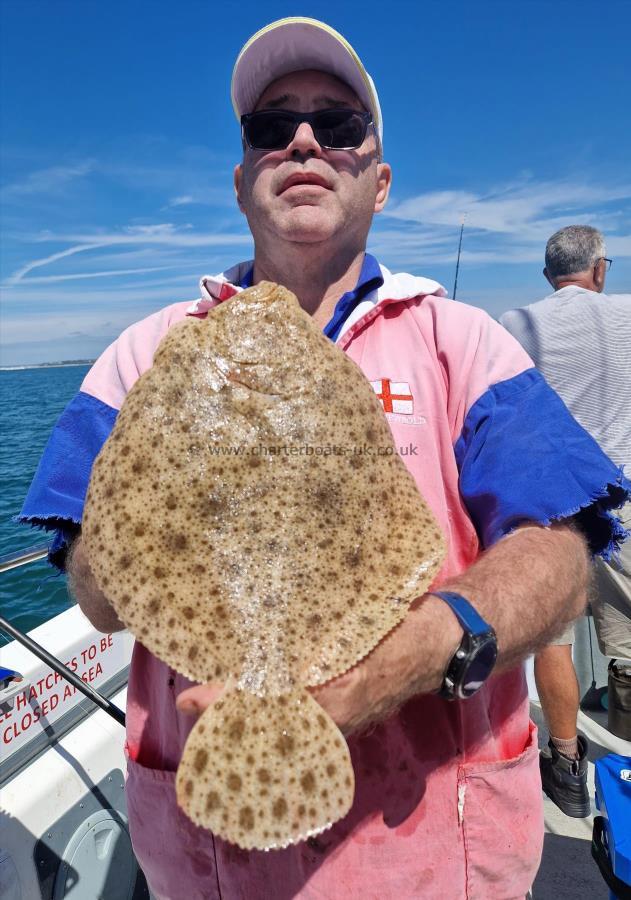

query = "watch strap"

[{"left": 429, "top": 590, "right": 492, "bottom": 636}]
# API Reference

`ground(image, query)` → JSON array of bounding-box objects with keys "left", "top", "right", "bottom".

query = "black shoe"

[{"left": 539, "top": 735, "right": 591, "bottom": 818}]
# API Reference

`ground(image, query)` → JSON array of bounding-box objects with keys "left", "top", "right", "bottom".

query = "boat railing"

[{"left": 0, "top": 541, "right": 50, "bottom": 573}]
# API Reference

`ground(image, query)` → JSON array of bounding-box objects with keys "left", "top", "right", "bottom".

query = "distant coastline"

[{"left": 0, "top": 359, "right": 95, "bottom": 372}]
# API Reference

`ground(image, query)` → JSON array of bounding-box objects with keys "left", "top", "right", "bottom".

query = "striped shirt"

[{"left": 500, "top": 287, "right": 631, "bottom": 471}]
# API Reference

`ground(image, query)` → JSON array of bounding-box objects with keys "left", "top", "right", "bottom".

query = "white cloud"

[
  {"left": 372, "top": 176, "right": 631, "bottom": 272},
  {"left": 4, "top": 227, "right": 252, "bottom": 285},
  {"left": 13, "top": 265, "right": 177, "bottom": 285},
  {"left": 0, "top": 308, "right": 136, "bottom": 343},
  {"left": 1, "top": 161, "right": 96, "bottom": 198},
  {"left": 6, "top": 242, "right": 112, "bottom": 285},
  {"left": 168, "top": 195, "right": 195, "bottom": 207},
  {"left": 384, "top": 177, "right": 631, "bottom": 238},
  {"left": 123, "top": 223, "right": 183, "bottom": 236},
  {"left": 1, "top": 277, "right": 200, "bottom": 319}
]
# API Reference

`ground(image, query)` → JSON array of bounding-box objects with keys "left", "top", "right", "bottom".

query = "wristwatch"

[{"left": 428, "top": 591, "right": 498, "bottom": 700}]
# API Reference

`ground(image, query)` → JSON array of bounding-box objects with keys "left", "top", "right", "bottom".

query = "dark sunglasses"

[{"left": 241, "top": 108, "right": 373, "bottom": 151}]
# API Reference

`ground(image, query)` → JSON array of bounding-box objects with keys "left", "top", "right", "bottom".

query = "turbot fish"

[{"left": 82, "top": 281, "right": 446, "bottom": 850}]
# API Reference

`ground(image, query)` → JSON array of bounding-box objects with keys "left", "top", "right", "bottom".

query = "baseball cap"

[{"left": 231, "top": 17, "right": 383, "bottom": 153}]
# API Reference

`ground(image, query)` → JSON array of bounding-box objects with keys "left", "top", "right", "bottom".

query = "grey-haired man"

[{"left": 501, "top": 224, "right": 631, "bottom": 817}]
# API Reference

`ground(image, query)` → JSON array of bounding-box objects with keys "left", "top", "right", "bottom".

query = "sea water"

[{"left": 0, "top": 365, "right": 90, "bottom": 646}]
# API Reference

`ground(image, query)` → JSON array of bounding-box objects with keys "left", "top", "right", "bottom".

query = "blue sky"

[{"left": 1, "top": 0, "right": 630, "bottom": 366}]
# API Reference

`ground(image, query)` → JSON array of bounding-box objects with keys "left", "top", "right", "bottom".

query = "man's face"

[{"left": 234, "top": 70, "right": 391, "bottom": 248}]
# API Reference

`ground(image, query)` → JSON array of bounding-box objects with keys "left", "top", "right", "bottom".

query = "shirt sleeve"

[
  {"left": 454, "top": 367, "right": 630, "bottom": 559},
  {"left": 18, "top": 391, "right": 118, "bottom": 569}
]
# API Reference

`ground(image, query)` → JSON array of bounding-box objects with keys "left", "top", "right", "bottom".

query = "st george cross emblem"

[{"left": 370, "top": 379, "right": 414, "bottom": 414}]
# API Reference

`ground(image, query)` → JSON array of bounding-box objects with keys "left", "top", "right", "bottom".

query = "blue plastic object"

[
  {"left": 0, "top": 667, "right": 21, "bottom": 684},
  {"left": 593, "top": 753, "right": 631, "bottom": 898}
]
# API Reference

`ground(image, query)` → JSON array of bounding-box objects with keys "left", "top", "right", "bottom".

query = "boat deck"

[
  {"left": 532, "top": 703, "right": 627, "bottom": 899},
  {"left": 530, "top": 614, "right": 630, "bottom": 899}
]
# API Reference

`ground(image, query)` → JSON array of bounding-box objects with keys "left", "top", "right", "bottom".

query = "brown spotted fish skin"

[{"left": 82, "top": 281, "right": 446, "bottom": 850}]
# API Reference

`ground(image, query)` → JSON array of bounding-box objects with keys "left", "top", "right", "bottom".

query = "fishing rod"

[
  {"left": 0, "top": 544, "right": 125, "bottom": 727},
  {"left": 452, "top": 213, "right": 467, "bottom": 300}
]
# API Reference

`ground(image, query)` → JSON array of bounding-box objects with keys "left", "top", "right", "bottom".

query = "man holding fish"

[{"left": 21, "top": 16, "right": 629, "bottom": 900}]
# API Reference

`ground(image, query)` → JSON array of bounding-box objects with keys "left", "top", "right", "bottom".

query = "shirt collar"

[
  {"left": 235, "top": 254, "right": 383, "bottom": 341},
  {"left": 191, "top": 254, "right": 405, "bottom": 325},
  {"left": 322, "top": 253, "right": 384, "bottom": 342},
  {"left": 239, "top": 266, "right": 254, "bottom": 289}
]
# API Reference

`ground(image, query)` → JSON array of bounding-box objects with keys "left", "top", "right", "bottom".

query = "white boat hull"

[{"left": 0, "top": 606, "right": 149, "bottom": 899}]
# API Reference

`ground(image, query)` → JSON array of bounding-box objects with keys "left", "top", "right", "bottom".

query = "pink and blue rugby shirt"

[
  {"left": 17, "top": 256, "right": 631, "bottom": 900},
  {"left": 19, "top": 255, "right": 630, "bottom": 568}
]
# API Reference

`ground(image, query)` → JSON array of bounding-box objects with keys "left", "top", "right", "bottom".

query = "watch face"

[{"left": 462, "top": 638, "right": 498, "bottom": 697}]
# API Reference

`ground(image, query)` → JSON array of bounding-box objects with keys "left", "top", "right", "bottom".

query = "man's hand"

[
  {"left": 174, "top": 670, "right": 373, "bottom": 736},
  {"left": 176, "top": 682, "right": 225, "bottom": 716},
  {"left": 309, "top": 592, "right": 463, "bottom": 735},
  {"left": 309, "top": 668, "right": 369, "bottom": 736}
]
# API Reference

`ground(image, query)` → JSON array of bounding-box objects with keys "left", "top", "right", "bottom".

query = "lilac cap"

[{"left": 231, "top": 17, "right": 383, "bottom": 152}]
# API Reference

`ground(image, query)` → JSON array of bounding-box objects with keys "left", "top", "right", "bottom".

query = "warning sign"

[{"left": 0, "top": 614, "right": 131, "bottom": 762}]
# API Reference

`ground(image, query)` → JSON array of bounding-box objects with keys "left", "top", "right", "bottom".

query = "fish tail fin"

[{"left": 176, "top": 687, "right": 354, "bottom": 850}]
